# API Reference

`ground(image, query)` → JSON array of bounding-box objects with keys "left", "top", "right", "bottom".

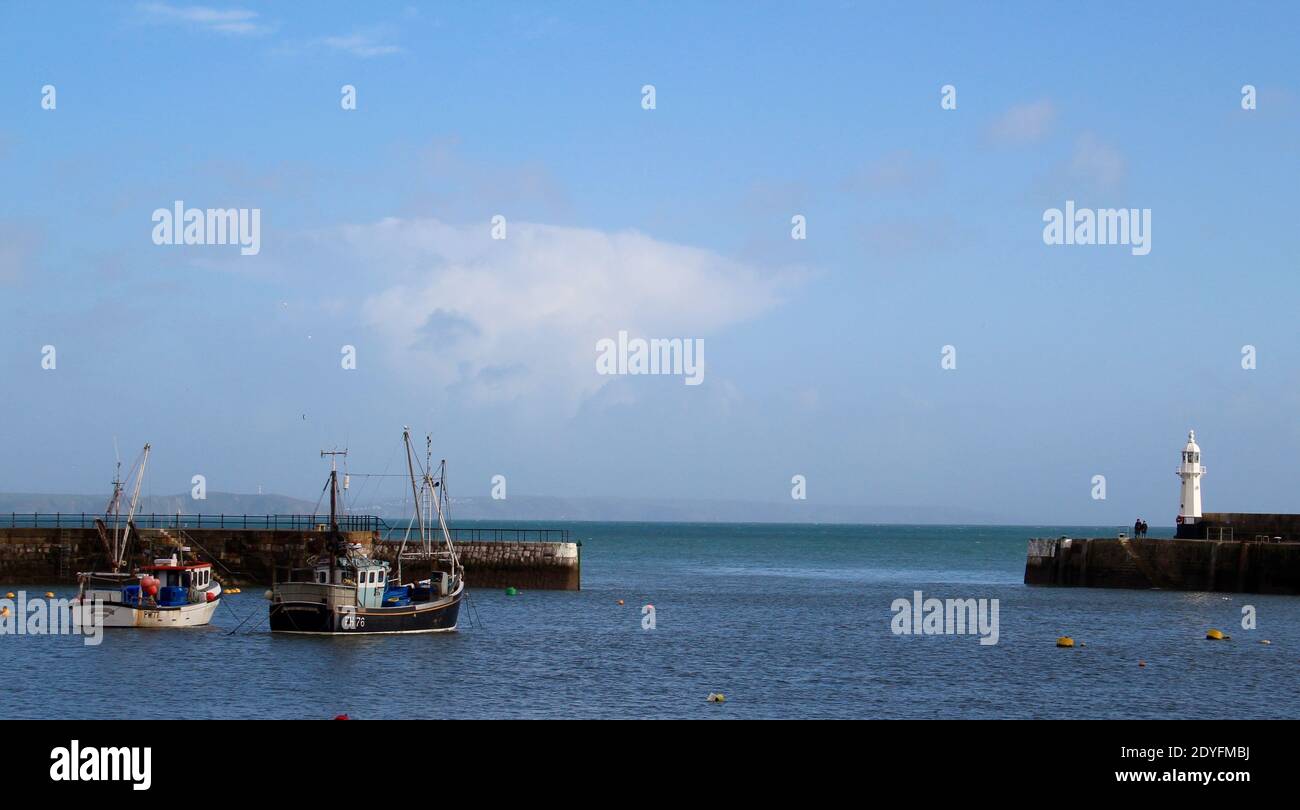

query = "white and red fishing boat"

[
  {"left": 72, "top": 443, "right": 223, "bottom": 628},
  {"left": 76, "top": 555, "right": 222, "bottom": 628}
]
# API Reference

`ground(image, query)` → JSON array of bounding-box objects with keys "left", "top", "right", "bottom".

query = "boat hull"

[
  {"left": 270, "top": 585, "right": 462, "bottom": 635},
  {"left": 84, "top": 597, "right": 221, "bottom": 628}
]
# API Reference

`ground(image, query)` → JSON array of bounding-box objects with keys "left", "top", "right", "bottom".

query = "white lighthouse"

[{"left": 1176, "top": 429, "right": 1205, "bottom": 525}]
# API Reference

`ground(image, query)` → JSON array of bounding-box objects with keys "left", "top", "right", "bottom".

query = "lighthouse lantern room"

[{"left": 1176, "top": 430, "right": 1205, "bottom": 527}]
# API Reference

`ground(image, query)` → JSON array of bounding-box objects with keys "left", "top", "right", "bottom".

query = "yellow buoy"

[
  {"left": 1261, "top": 639, "right": 1272, "bottom": 645},
  {"left": 707, "top": 693, "right": 726, "bottom": 703},
  {"left": 1206, "top": 628, "right": 1228, "bottom": 640},
  {"left": 617, "top": 599, "right": 624, "bottom": 605},
  {"left": 5, "top": 592, "right": 14, "bottom": 599},
  {"left": 44, "top": 591, "right": 55, "bottom": 599},
  {"left": 1056, "top": 636, "right": 1074, "bottom": 648}
]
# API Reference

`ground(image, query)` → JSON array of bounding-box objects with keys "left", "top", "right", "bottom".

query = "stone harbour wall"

[{"left": 0, "top": 528, "right": 580, "bottom": 590}]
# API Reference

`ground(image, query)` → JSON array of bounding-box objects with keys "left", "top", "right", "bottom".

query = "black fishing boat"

[{"left": 269, "top": 429, "right": 464, "bottom": 635}]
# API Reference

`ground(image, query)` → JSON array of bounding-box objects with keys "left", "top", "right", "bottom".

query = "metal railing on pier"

[
  {"left": 1, "top": 513, "right": 573, "bottom": 544},
  {"left": 378, "top": 526, "right": 573, "bottom": 544},
  {"left": 0, "top": 513, "right": 384, "bottom": 532}
]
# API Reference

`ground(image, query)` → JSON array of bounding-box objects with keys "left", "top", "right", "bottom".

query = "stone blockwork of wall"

[
  {"left": 0, "top": 527, "right": 372, "bottom": 585},
  {"left": 1025, "top": 537, "right": 1300, "bottom": 594},
  {"left": 1199, "top": 513, "right": 1300, "bottom": 543},
  {"left": 371, "top": 541, "right": 581, "bottom": 591},
  {"left": 0, "top": 529, "right": 581, "bottom": 590}
]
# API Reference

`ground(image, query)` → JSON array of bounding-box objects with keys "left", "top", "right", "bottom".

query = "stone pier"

[
  {"left": 0, "top": 524, "right": 581, "bottom": 590},
  {"left": 1025, "top": 536, "right": 1300, "bottom": 595}
]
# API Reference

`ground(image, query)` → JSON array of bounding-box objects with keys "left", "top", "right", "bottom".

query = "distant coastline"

[{"left": 0, "top": 491, "right": 1011, "bottom": 525}]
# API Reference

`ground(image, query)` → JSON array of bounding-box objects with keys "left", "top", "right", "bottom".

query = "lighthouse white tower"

[{"left": 1176, "top": 429, "right": 1205, "bottom": 526}]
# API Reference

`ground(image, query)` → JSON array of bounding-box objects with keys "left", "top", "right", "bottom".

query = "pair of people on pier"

[{"left": 1133, "top": 518, "right": 1148, "bottom": 538}]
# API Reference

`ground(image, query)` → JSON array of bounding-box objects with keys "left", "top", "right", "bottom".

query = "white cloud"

[
  {"left": 321, "top": 30, "right": 403, "bottom": 58},
  {"left": 338, "top": 218, "right": 788, "bottom": 409},
  {"left": 987, "top": 100, "right": 1056, "bottom": 145},
  {"left": 137, "top": 3, "right": 271, "bottom": 36},
  {"left": 1068, "top": 132, "right": 1126, "bottom": 191}
]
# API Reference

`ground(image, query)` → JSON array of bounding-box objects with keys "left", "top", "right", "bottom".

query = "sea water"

[{"left": 4, "top": 523, "right": 1298, "bottom": 719}]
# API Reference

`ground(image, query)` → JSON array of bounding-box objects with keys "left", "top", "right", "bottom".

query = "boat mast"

[
  {"left": 321, "top": 448, "right": 348, "bottom": 584},
  {"left": 106, "top": 441, "right": 124, "bottom": 559},
  {"left": 424, "top": 434, "right": 435, "bottom": 557},
  {"left": 398, "top": 427, "right": 428, "bottom": 583},
  {"left": 431, "top": 458, "right": 460, "bottom": 579},
  {"left": 116, "top": 444, "right": 150, "bottom": 572}
]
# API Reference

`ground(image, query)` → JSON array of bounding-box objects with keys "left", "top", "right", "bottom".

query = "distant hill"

[
  {"left": 0, "top": 492, "right": 320, "bottom": 516},
  {"left": 0, "top": 492, "right": 1004, "bottom": 525}
]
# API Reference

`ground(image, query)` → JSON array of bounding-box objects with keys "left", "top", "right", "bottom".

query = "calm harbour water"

[{"left": 5, "top": 523, "right": 1299, "bottom": 719}]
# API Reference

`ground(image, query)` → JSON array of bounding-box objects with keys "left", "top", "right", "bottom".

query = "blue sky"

[{"left": 1, "top": 2, "right": 1297, "bottom": 522}]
